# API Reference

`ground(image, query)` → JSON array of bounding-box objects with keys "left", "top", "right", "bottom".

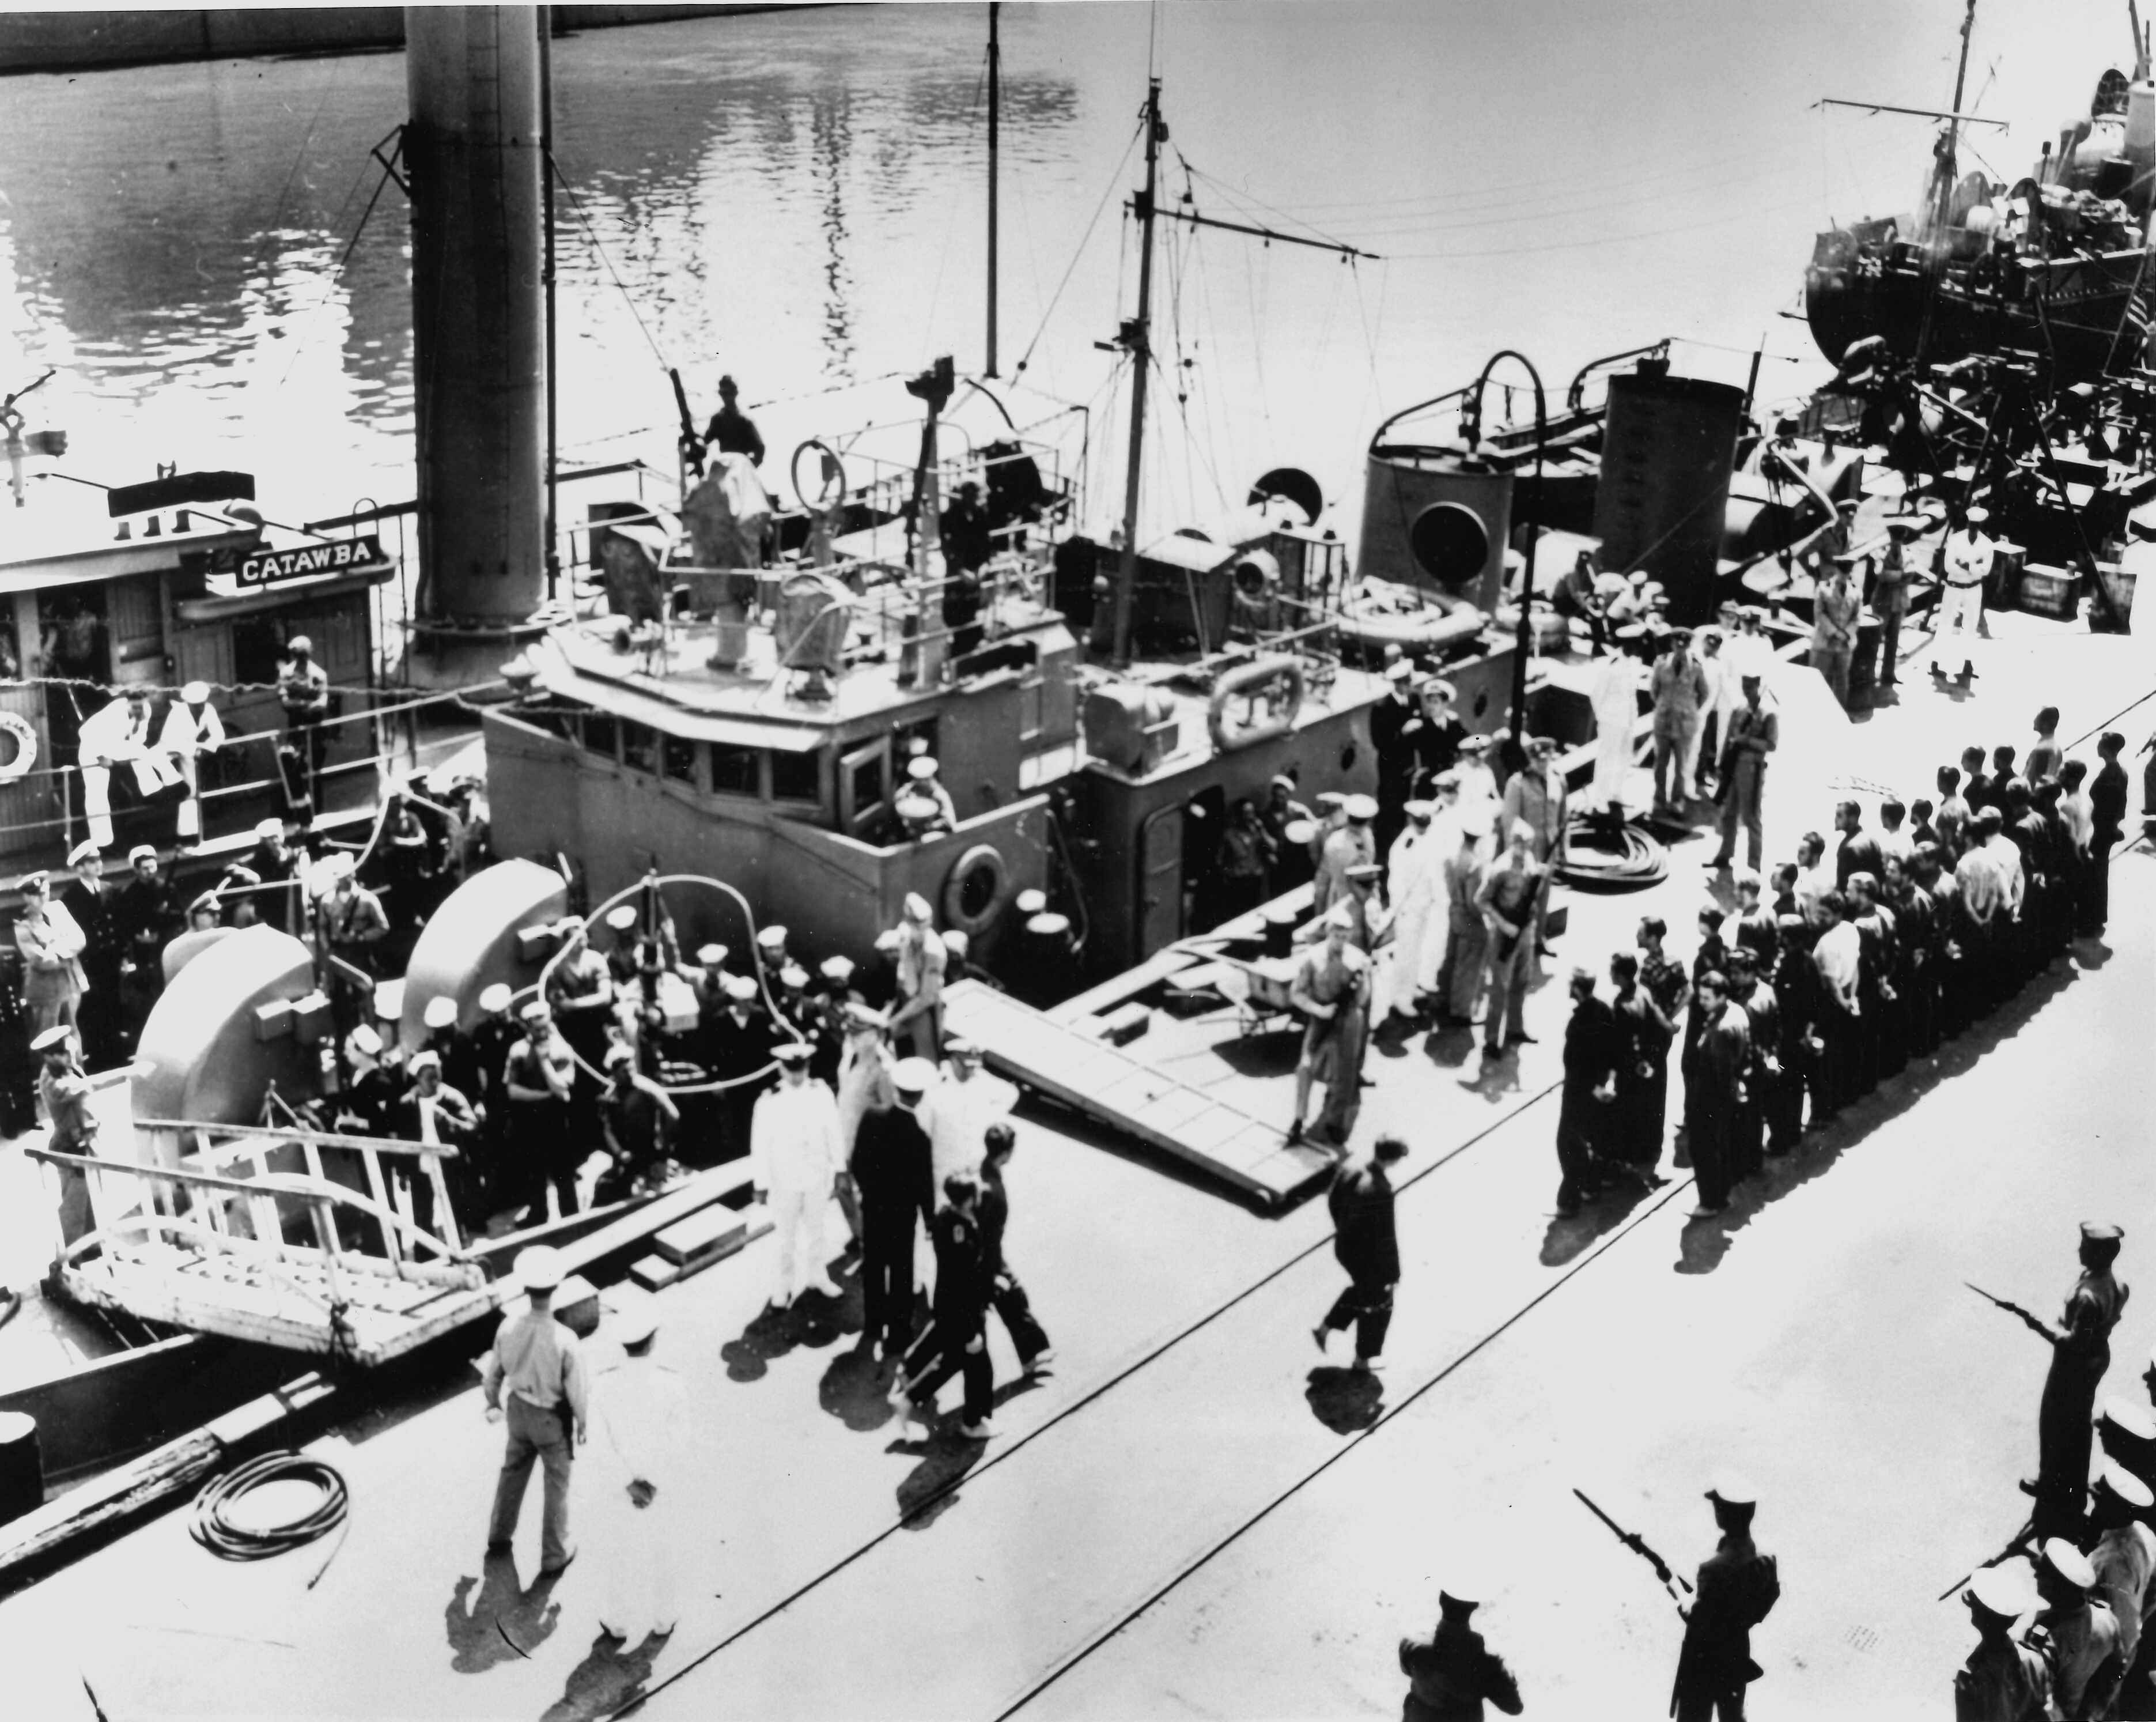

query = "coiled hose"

[
  {"left": 1553, "top": 813, "right": 1670, "bottom": 892},
  {"left": 189, "top": 1451, "right": 349, "bottom": 1561}
]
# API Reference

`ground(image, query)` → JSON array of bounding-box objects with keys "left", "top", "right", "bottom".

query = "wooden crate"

[{"left": 2018, "top": 564, "right": 2080, "bottom": 620}]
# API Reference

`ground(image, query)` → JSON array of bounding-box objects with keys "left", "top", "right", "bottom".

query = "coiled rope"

[
  {"left": 1553, "top": 813, "right": 1670, "bottom": 892},
  {"left": 188, "top": 1451, "right": 349, "bottom": 1561}
]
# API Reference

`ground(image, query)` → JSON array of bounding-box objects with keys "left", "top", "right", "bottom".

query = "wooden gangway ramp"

[{"left": 941, "top": 981, "right": 1336, "bottom": 1209}]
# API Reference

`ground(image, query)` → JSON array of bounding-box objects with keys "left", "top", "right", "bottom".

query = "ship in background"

[{"left": 1806, "top": 0, "right": 2156, "bottom": 382}]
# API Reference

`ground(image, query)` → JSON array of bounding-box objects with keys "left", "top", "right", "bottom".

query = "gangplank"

[
  {"left": 31, "top": 1118, "right": 500, "bottom": 1368},
  {"left": 940, "top": 980, "right": 1336, "bottom": 1209}
]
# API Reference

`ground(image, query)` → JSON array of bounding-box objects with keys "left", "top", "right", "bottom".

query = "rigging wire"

[
  {"left": 550, "top": 156, "right": 675, "bottom": 376},
  {"left": 1384, "top": 191, "right": 1828, "bottom": 262},
  {"left": 1011, "top": 115, "right": 1144, "bottom": 379}
]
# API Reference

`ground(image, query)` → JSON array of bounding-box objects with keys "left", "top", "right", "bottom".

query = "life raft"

[
  {"left": 0, "top": 712, "right": 37, "bottom": 781},
  {"left": 1206, "top": 656, "right": 1304, "bottom": 754},
  {"left": 942, "top": 842, "right": 1011, "bottom": 936}
]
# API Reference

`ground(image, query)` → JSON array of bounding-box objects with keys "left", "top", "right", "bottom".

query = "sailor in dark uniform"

[
  {"left": 1369, "top": 660, "right": 1423, "bottom": 857},
  {"left": 60, "top": 841, "right": 124, "bottom": 1069},
  {"left": 2026, "top": 1222, "right": 2130, "bottom": 1540},
  {"left": 1398, "top": 1574, "right": 1524, "bottom": 1721},
  {"left": 1671, "top": 1477, "right": 1780, "bottom": 1722},
  {"left": 701, "top": 373, "right": 765, "bottom": 465},
  {"left": 707, "top": 972, "right": 776, "bottom": 1162},
  {"left": 852, "top": 1056, "right": 937, "bottom": 1361},
  {"left": 1554, "top": 969, "right": 1619, "bottom": 1218}
]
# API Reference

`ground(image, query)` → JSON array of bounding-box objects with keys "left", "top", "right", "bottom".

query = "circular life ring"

[
  {"left": 943, "top": 843, "right": 1011, "bottom": 936},
  {"left": 1206, "top": 655, "right": 1304, "bottom": 754},
  {"left": 0, "top": 712, "right": 37, "bottom": 781},
  {"left": 1231, "top": 549, "right": 1279, "bottom": 630}
]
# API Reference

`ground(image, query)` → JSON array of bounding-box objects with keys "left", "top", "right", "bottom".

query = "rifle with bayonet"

[
  {"left": 1573, "top": 1489, "right": 1693, "bottom": 1607},
  {"left": 1965, "top": 1282, "right": 2055, "bottom": 1342}
]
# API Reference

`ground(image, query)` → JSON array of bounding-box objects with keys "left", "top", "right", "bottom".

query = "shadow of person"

[
  {"left": 892, "top": 1423, "right": 990, "bottom": 1531},
  {"left": 1210, "top": 1026, "right": 1305, "bottom": 1079},
  {"left": 1457, "top": 1047, "right": 1523, "bottom": 1100},
  {"left": 1540, "top": 1172, "right": 1658, "bottom": 1267},
  {"left": 1305, "top": 1365, "right": 1384, "bottom": 1433},
  {"left": 720, "top": 1268, "right": 858, "bottom": 1383},
  {"left": 446, "top": 1550, "right": 563, "bottom": 1673},
  {"left": 539, "top": 1627, "right": 675, "bottom": 1722},
  {"left": 820, "top": 1341, "right": 900, "bottom": 1433},
  {"left": 1419, "top": 1018, "right": 1476, "bottom": 1070}
]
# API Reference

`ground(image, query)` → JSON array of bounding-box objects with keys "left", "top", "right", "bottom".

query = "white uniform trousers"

[{"left": 769, "top": 1185, "right": 835, "bottom": 1304}]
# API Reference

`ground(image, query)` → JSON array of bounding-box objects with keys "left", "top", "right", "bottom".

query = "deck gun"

[
  {"left": 670, "top": 367, "right": 705, "bottom": 478},
  {"left": 1573, "top": 1489, "right": 1693, "bottom": 1607}
]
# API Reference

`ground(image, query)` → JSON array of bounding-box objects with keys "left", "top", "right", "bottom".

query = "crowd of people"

[
  {"left": 480, "top": 890, "right": 1052, "bottom": 1578},
  {"left": 1546, "top": 711, "right": 2135, "bottom": 1223}
]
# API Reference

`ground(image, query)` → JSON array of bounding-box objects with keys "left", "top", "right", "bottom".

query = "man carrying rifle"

[
  {"left": 1398, "top": 1571, "right": 1523, "bottom": 1721},
  {"left": 1671, "top": 1477, "right": 1779, "bottom": 1722},
  {"left": 2023, "top": 1223, "right": 2130, "bottom": 1540}
]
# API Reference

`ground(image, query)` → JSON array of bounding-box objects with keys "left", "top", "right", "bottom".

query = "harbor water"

[{"left": 0, "top": 0, "right": 2136, "bottom": 552}]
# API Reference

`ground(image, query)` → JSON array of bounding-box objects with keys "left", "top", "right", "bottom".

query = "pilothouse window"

[
  {"left": 622, "top": 722, "right": 657, "bottom": 776},
  {"left": 710, "top": 743, "right": 759, "bottom": 796},
  {"left": 663, "top": 733, "right": 699, "bottom": 788},
  {"left": 770, "top": 750, "right": 820, "bottom": 804}
]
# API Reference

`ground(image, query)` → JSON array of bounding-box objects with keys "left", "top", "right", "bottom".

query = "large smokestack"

[{"left": 405, "top": 6, "right": 546, "bottom": 655}]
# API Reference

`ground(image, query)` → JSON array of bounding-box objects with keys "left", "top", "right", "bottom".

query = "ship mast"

[
  {"left": 1102, "top": 81, "right": 1375, "bottom": 669},
  {"left": 1107, "top": 77, "right": 1164, "bottom": 670},
  {"left": 986, "top": 2, "right": 1001, "bottom": 379},
  {"left": 1916, "top": 0, "right": 1980, "bottom": 367}
]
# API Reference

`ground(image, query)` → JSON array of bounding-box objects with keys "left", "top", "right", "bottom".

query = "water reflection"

[{"left": 0, "top": 9, "right": 1081, "bottom": 516}]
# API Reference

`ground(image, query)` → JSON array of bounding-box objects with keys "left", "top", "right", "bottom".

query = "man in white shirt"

[
  {"left": 77, "top": 688, "right": 180, "bottom": 850},
  {"left": 1686, "top": 628, "right": 1731, "bottom": 798},
  {"left": 918, "top": 1035, "right": 1015, "bottom": 1196},
  {"left": 1792, "top": 830, "right": 1834, "bottom": 922},
  {"left": 1380, "top": 799, "right": 1441, "bottom": 1023},
  {"left": 1587, "top": 651, "right": 1639, "bottom": 823},
  {"left": 157, "top": 679, "right": 226, "bottom": 845},
  {"left": 1932, "top": 504, "right": 1994, "bottom": 677},
  {"left": 482, "top": 1244, "right": 588, "bottom": 1574},
  {"left": 750, "top": 1041, "right": 845, "bottom": 1308},
  {"left": 1810, "top": 889, "right": 1863, "bottom": 1120}
]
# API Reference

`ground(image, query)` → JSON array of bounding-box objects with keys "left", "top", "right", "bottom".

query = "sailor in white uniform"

[
  {"left": 1379, "top": 800, "right": 1440, "bottom": 1023},
  {"left": 77, "top": 688, "right": 180, "bottom": 850},
  {"left": 748, "top": 1041, "right": 844, "bottom": 1308},
  {"left": 156, "top": 679, "right": 226, "bottom": 844},
  {"left": 1932, "top": 504, "right": 1995, "bottom": 674}
]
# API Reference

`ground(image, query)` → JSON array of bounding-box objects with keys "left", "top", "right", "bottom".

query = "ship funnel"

[{"left": 1357, "top": 447, "right": 1511, "bottom": 614}]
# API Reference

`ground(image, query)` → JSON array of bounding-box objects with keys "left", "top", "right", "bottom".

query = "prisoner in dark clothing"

[
  {"left": 1682, "top": 972, "right": 1749, "bottom": 1218},
  {"left": 893, "top": 1173, "right": 997, "bottom": 1435},
  {"left": 1611, "top": 951, "right": 1675, "bottom": 1174},
  {"left": 978, "top": 1124, "right": 1050, "bottom": 1373},
  {"left": 1314, "top": 1136, "right": 1406, "bottom": 1368},
  {"left": 1554, "top": 970, "right": 1620, "bottom": 1217}
]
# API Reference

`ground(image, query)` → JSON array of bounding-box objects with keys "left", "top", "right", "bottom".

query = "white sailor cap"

[
  {"left": 2096, "top": 1460, "right": 2155, "bottom": 1510},
  {"left": 907, "top": 755, "right": 940, "bottom": 780},
  {"left": 1963, "top": 1565, "right": 2033, "bottom": 1619},
  {"left": 1342, "top": 794, "right": 1378, "bottom": 821},
  {"left": 772, "top": 1041, "right": 812, "bottom": 1066},
  {"left": 127, "top": 844, "right": 158, "bottom": 865},
  {"left": 873, "top": 928, "right": 902, "bottom": 953},
  {"left": 778, "top": 964, "right": 808, "bottom": 989},
  {"left": 1404, "top": 800, "right": 1435, "bottom": 822},
  {"left": 902, "top": 893, "right": 933, "bottom": 924},
  {"left": 1385, "top": 660, "right": 1414, "bottom": 682},
  {"left": 1705, "top": 1475, "right": 1758, "bottom": 1510},
  {"left": 820, "top": 956, "right": 856, "bottom": 982},
  {"left": 724, "top": 974, "right": 758, "bottom": 1002},
  {"left": 181, "top": 680, "right": 211, "bottom": 704},
  {"left": 255, "top": 818, "right": 285, "bottom": 841},
  {"left": 422, "top": 995, "right": 459, "bottom": 1030},
  {"left": 757, "top": 925, "right": 789, "bottom": 949},
  {"left": 478, "top": 983, "right": 513, "bottom": 1013},
  {"left": 407, "top": 1049, "right": 442, "bottom": 1074},
  {"left": 610, "top": 1297, "right": 659, "bottom": 1350},
  {"left": 941, "top": 928, "right": 970, "bottom": 958},
  {"left": 604, "top": 904, "right": 638, "bottom": 932},
  {"left": 891, "top": 1056, "right": 937, "bottom": 1094},
  {"left": 2041, "top": 1538, "right": 2096, "bottom": 1591},
  {"left": 517, "top": 1244, "right": 565, "bottom": 1292},
  {"left": 346, "top": 1024, "right": 383, "bottom": 1058},
  {"left": 31, "top": 1025, "right": 72, "bottom": 1054},
  {"left": 66, "top": 840, "right": 100, "bottom": 867},
  {"left": 697, "top": 943, "right": 728, "bottom": 967},
  {"left": 519, "top": 999, "right": 552, "bottom": 1024}
]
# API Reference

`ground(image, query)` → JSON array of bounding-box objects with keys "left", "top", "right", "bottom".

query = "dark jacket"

[
  {"left": 928, "top": 1203, "right": 992, "bottom": 1327},
  {"left": 1673, "top": 1534, "right": 1780, "bottom": 1705},
  {"left": 1400, "top": 1615, "right": 1524, "bottom": 1721},
  {"left": 850, "top": 1104, "right": 935, "bottom": 1238},
  {"left": 1329, "top": 1158, "right": 1400, "bottom": 1285},
  {"left": 59, "top": 878, "right": 123, "bottom": 977}
]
